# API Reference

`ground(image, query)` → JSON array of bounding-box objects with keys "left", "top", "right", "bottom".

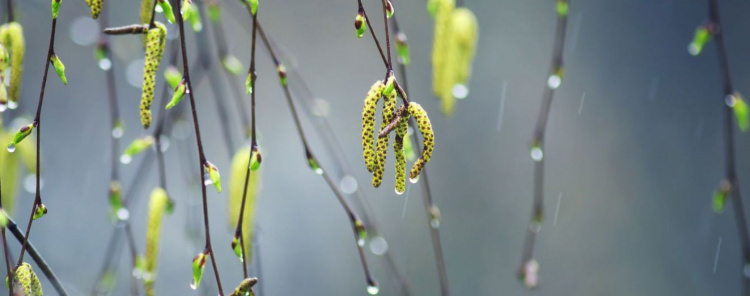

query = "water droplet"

[
  {"left": 203, "top": 173, "right": 214, "bottom": 186},
  {"left": 357, "top": 237, "right": 366, "bottom": 247},
  {"left": 726, "top": 94, "right": 737, "bottom": 107},
  {"left": 190, "top": 279, "right": 197, "bottom": 290},
  {"left": 111, "top": 126, "right": 123, "bottom": 139},
  {"left": 116, "top": 208, "right": 130, "bottom": 221},
  {"left": 311, "top": 98, "right": 330, "bottom": 118},
  {"left": 530, "top": 146, "right": 543, "bottom": 162},
  {"left": 688, "top": 44, "right": 700, "bottom": 56},
  {"left": 6, "top": 144, "right": 15, "bottom": 153},
  {"left": 529, "top": 221, "right": 542, "bottom": 233},
  {"left": 431, "top": 217, "right": 441, "bottom": 229},
  {"left": 120, "top": 154, "right": 132, "bottom": 164},
  {"left": 0, "top": 103, "right": 7, "bottom": 112},
  {"left": 521, "top": 259, "right": 540, "bottom": 289},
  {"left": 409, "top": 175, "right": 420, "bottom": 184},
  {"left": 452, "top": 84, "right": 469, "bottom": 99},
  {"left": 6, "top": 100, "right": 16, "bottom": 110},
  {"left": 395, "top": 188, "right": 405, "bottom": 195},
  {"left": 126, "top": 59, "right": 145, "bottom": 88},
  {"left": 69, "top": 17, "right": 100, "bottom": 46},
  {"left": 339, "top": 176, "right": 358, "bottom": 194},
  {"left": 155, "top": 5, "right": 164, "bottom": 12},
  {"left": 159, "top": 135, "right": 170, "bottom": 152},
  {"left": 98, "top": 58, "right": 112, "bottom": 71},
  {"left": 547, "top": 74, "right": 562, "bottom": 90},
  {"left": 367, "top": 284, "right": 379, "bottom": 295},
  {"left": 369, "top": 236, "right": 389, "bottom": 256},
  {"left": 313, "top": 168, "right": 323, "bottom": 175}
]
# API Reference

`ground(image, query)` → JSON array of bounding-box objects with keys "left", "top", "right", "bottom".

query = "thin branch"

[
  {"left": 357, "top": 0, "right": 387, "bottom": 68},
  {"left": 256, "top": 22, "right": 378, "bottom": 290},
  {"left": 174, "top": 0, "right": 224, "bottom": 294},
  {"left": 391, "top": 14, "right": 448, "bottom": 296},
  {"left": 707, "top": 0, "right": 750, "bottom": 292},
  {"left": 6, "top": 0, "right": 13, "bottom": 23},
  {"left": 519, "top": 0, "right": 570, "bottom": 284},
  {"left": 6, "top": 216, "right": 67, "bottom": 295},
  {"left": 0, "top": 179, "right": 9, "bottom": 293}
]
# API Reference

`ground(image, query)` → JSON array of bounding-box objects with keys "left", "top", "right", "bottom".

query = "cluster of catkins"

[
  {"left": 429, "top": 0, "right": 479, "bottom": 116},
  {"left": 361, "top": 75, "right": 434, "bottom": 194},
  {"left": 85, "top": 0, "right": 103, "bottom": 19}
]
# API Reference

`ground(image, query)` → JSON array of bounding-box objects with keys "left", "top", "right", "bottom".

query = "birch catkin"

[
  {"left": 88, "top": 0, "right": 103, "bottom": 19},
  {"left": 140, "top": 22, "right": 167, "bottom": 129},
  {"left": 408, "top": 102, "right": 434, "bottom": 181},
  {"left": 13, "top": 263, "right": 42, "bottom": 296},
  {"left": 0, "top": 23, "right": 24, "bottom": 108},
  {"left": 140, "top": 0, "right": 154, "bottom": 46},
  {"left": 373, "top": 88, "right": 397, "bottom": 188},
  {"left": 229, "top": 148, "right": 260, "bottom": 261},
  {"left": 431, "top": 0, "right": 455, "bottom": 98},
  {"left": 452, "top": 8, "right": 479, "bottom": 86},
  {"left": 361, "top": 80, "right": 384, "bottom": 173},
  {"left": 393, "top": 105, "right": 410, "bottom": 194},
  {"left": 144, "top": 187, "right": 169, "bottom": 295}
]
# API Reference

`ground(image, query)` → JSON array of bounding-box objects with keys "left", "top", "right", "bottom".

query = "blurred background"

[{"left": 3, "top": 0, "right": 750, "bottom": 295}]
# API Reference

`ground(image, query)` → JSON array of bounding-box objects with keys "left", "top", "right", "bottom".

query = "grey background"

[{"left": 3, "top": 0, "right": 750, "bottom": 295}]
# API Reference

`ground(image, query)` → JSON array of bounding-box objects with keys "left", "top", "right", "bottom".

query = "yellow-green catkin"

[
  {"left": 451, "top": 8, "right": 478, "bottom": 88},
  {"left": 140, "top": 22, "right": 167, "bottom": 129},
  {"left": 373, "top": 89, "right": 397, "bottom": 188},
  {"left": 361, "top": 80, "right": 384, "bottom": 173},
  {"left": 229, "top": 278, "right": 258, "bottom": 296},
  {"left": 393, "top": 105, "right": 410, "bottom": 195},
  {"left": 408, "top": 102, "right": 434, "bottom": 181},
  {"left": 12, "top": 263, "right": 42, "bottom": 296},
  {"left": 0, "top": 42, "right": 7, "bottom": 108},
  {"left": 144, "top": 187, "right": 169, "bottom": 295},
  {"left": 431, "top": 0, "right": 455, "bottom": 99},
  {"left": 0, "top": 23, "right": 25, "bottom": 108},
  {"left": 88, "top": 0, "right": 102, "bottom": 19},
  {"left": 229, "top": 148, "right": 260, "bottom": 261},
  {"left": 140, "top": 0, "right": 154, "bottom": 46}
]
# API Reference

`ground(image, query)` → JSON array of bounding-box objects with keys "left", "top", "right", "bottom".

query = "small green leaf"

[
  {"left": 395, "top": 32, "right": 410, "bottom": 65},
  {"left": 181, "top": 0, "right": 193, "bottom": 21},
  {"left": 249, "top": 0, "right": 259, "bottom": 15},
  {"left": 159, "top": 0, "right": 176, "bottom": 24},
  {"left": 556, "top": 0, "right": 568, "bottom": 17},
  {"left": 713, "top": 190, "right": 727, "bottom": 213},
  {"left": 0, "top": 209, "right": 8, "bottom": 228},
  {"left": 355, "top": 12, "right": 367, "bottom": 38},
  {"left": 277, "top": 64, "right": 287, "bottom": 86},
  {"left": 191, "top": 251, "right": 208, "bottom": 290},
  {"left": 354, "top": 219, "right": 366, "bottom": 247},
  {"left": 733, "top": 95, "right": 749, "bottom": 132},
  {"left": 383, "top": 75, "right": 395, "bottom": 96},
  {"left": 207, "top": 2, "right": 221, "bottom": 22},
  {"left": 166, "top": 80, "right": 187, "bottom": 110},
  {"left": 109, "top": 181, "right": 124, "bottom": 221},
  {"left": 245, "top": 72, "right": 253, "bottom": 94},
  {"left": 222, "top": 55, "right": 243, "bottom": 76},
  {"left": 33, "top": 203, "right": 47, "bottom": 220},
  {"left": 188, "top": 5, "right": 203, "bottom": 32},
  {"left": 50, "top": 54, "right": 67, "bottom": 85},
  {"left": 689, "top": 26, "right": 712, "bottom": 56},
  {"left": 51, "top": 0, "right": 61, "bottom": 19},
  {"left": 8, "top": 124, "right": 34, "bottom": 153},
  {"left": 231, "top": 233, "right": 244, "bottom": 262},
  {"left": 204, "top": 161, "right": 222, "bottom": 193},
  {"left": 307, "top": 155, "right": 323, "bottom": 175},
  {"left": 164, "top": 66, "right": 182, "bottom": 89},
  {"left": 385, "top": 0, "right": 394, "bottom": 19},
  {"left": 122, "top": 136, "right": 155, "bottom": 160},
  {"left": 250, "top": 147, "right": 262, "bottom": 172}
]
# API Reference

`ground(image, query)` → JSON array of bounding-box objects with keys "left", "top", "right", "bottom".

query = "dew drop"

[
  {"left": 203, "top": 173, "right": 214, "bottom": 186},
  {"left": 111, "top": 126, "right": 123, "bottom": 139},
  {"left": 395, "top": 188, "right": 405, "bottom": 195},
  {"left": 311, "top": 98, "right": 330, "bottom": 118},
  {"left": 70, "top": 17, "right": 100, "bottom": 46},
  {"left": 688, "top": 43, "right": 700, "bottom": 56},
  {"left": 367, "top": 284, "right": 379, "bottom": 295},
  {"left": 369, "top": 236, "right": 388, "bottom": 256},
  {"left": 98, "top": 58, "right": 112, "bottom": 71},
  {"left": 431, "top": 217, "right": 441, "bottom": 229},
  {"left": 190, "top": 280, "right": 197, "bottom": 290},
  {"left": 313, "top": 167, "right": 323, "bottom": 175},
  {"left": 726, "top": 94, "right": 737, "bottom": 107},
  {"left": 547, "top": 74, "right": 562, "bottom": 90},
  {"left": 0, "top": 103, "right": 7, "bottom": 112},
  {"left": 120, "top": 154, "right": 132, "bottom": 164},
  {"left": 452, "top": 84, "right": 469, "bottom": 99},
  {"left": 339, "top": 176, "right": 358, "bottom": 194},
  {"left": 116, "top": 208, "right": 130, "bottom": 221},
  {"left": 530, "top": 146, "right": 543, "bottom": 162},
  {"left": 6, "top": 100, "right": 16, "bottom": 110},
  {"left": 409, "top": 175, "right": 420, "bottom": 184},
  {"left": 6, "top": 143, "right": 15, "bottom": 153},
  {"left": 529, "top": 221, "right": 542, "bottom": 233},
  {"left": 155, "top": 5, "right": 164, "bottom": 12},
  {"left": 357, "top": 237, "right": 366, "bottom": 247}
]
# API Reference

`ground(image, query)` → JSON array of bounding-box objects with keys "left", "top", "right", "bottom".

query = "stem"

[
  {"left": 390, "top": 15, "right": 448, "bottom": 295},
  {"left": 256, "top": 21, "right": 378, "bottom": 291},
  {"left": 520, "top": 0, "right": 570, "bottom": 277},
  {"left": 174, "top": 0, "right": 224, "bottom": 294},
  {"left": 0, "top": 179, "right": 8, "bottom": 293},
  {"left": 357, "top": 0, "right": 387, "bottom": 68},
  {"left": 17, "top": 14, "right": 59, "bottom": 268},
  {"left": 380, "top": 0, "right": 392, "bottom": 70},
  {"left": 6, "top": 217, "right": 68, "bottom": 295},
  {"left": 6, "top": 0, "right": 12, "bottom": 23},
  {"left": 708, "top": 0, "right": 750, "bottom": 292}
]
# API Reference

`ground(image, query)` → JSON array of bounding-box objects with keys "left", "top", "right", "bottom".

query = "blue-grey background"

[{"left": 3, "top": 0, "right": 750, "bottom": 295}]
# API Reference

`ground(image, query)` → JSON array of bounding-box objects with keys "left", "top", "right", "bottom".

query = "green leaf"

[
  {"left": 231, "top": 234, "right": 244, "bottom": 262},
  {"left": 191, "top": 252, "right": 208, "bottom": 289},
  {"left": 689, "top": 26, "right": 711, "bottom": 56},
  {"left": 204, "top": 161, "right": 222, "bottom": 193},
  {"left": 33, "top": 203, "right": 47, "bottom": 220},
  {"left": 222, "top": 55, "right": 243, "bottom": 76},
  {"left": 51, "top": 0, "right": 61, "bottom": 19},
  {"left": 166, "top": 80, "right": 186, "bottom": 110},
  {"left": 355, "top": 12, "right": 366, "bottom": 38},
  {"left": 250, "top": 147, "right": 262, "bottom": 172},
  {"left": 734, "top": 95, "right": 749, "bottom": 132},
  {"left": 713, "top": 189, "right": 727, "bottom": 213},
  {"left": 159, "top": 0, "right": 176, "bottom": 24},
  {"left": 8, "top": 124, "right": 34, "bottom": 153},
  {"left": 556, "top": 0, "right": 568, "bottom": 17},
  {"left": 122, "top": 136, "right": 155, "bottom": 160},
  {"left": 50, "top": 54, "right": 67, "bottom": 85}
]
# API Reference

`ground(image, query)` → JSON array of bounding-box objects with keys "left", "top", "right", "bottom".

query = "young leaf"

[{"left": 50, "top": 54, "right": 67, "bottom": 85}]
